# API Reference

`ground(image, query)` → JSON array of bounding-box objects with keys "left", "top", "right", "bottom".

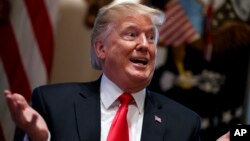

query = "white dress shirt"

[{"left": 100, "top": 74, "right": 145, "bottom": 141}]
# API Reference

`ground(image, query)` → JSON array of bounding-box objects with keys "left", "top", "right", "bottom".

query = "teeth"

[{"left": 130, "top": 58, "right": 148, "bottom": 65}]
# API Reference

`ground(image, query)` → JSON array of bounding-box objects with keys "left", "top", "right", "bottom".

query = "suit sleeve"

[
  {"left": 31, "top": 87, "right": 50, "bottom": 129},
  {"left": 191, "top": 115, "right": 201, "bottom": 141}
]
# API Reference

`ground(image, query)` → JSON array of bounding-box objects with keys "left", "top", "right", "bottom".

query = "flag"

[
  {"left": 154, "top": 115, "right": 162, "bottom": 123},
  {"left": 159, "top": 0, "right": 202, "bottom": 46},
  {"left": 0, "top": 0, "right": 58, "bottom": 140},
  {"left": 203, "top": 0, "right": 213, "bottom": 62}
]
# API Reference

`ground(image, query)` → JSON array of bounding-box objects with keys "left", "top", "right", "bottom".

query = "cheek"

[
  {"left": 112, "top": 42, "right": 135, "bottom": 56},
  {"left": 150, "top": 47, "right": 157, "bottom": 59}
]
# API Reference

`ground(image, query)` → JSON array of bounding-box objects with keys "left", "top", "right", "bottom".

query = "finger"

[
  {"left": 14, "top": 94, "right": 29, "bottom": 110},
  {"left": 5, "top": 92, "right": 29, "bottom": 121},
  {"left": 12, "top": 95, "right": 32, "bottom": 120},
  {"left": 4, "top": 89, "right": 11, "bottom": 95},
  {"left": 224, "top": 131, "right": 230, "bottom": 137},
  {"left": 11, "top": 100, "right": 35, "bottom": 129},
  {"left": 4, "top": 89, "right": 13, "bottom": 100},
  {"left": 30, "top": 113, "right": 39, "bottom": 125},
  {"left": 216, "top": 131, "right": 230, "bottom": 141},
  {"left": 5, "top": 93, "right": 26, "bottom": 110},
  {"left": 4, "top": 90, "right": 17, "bottom": 119},
  {"left": 5, "top": 90, "right": 18, "bottom": 112}
]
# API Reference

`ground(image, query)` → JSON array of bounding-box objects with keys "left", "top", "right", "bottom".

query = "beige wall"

[
  {"left": 50, "top": 0, "right": 101, "bottom": 84},
  {"left": 50, "top": 0, "right": 141, "bottom": 84}
]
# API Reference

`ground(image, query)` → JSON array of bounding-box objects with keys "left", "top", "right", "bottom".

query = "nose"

[{"left": 136, "top": 34, "right": 149, "bottom": 52}]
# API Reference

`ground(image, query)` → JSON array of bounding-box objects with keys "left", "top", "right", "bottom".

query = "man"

[{"left": 5, "top": 2, "right": 229, "bottom": 141}]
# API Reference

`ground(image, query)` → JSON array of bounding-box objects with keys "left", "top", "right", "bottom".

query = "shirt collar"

[{"left": 100, "top": 74, "right": 145, "bottom": 114}]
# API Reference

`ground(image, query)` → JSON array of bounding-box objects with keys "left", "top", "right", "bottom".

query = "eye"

[
  {"left": 147, "top": 33, "right": 156, "bottom": 43},
  {"left": 122, "top": 31, "right": 137, "bottom": 40},
  {"left": 126, "top": 32, "right": 136, "bottom": 37}
]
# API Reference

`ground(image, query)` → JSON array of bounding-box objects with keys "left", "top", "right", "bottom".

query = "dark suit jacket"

[{"left": 31, "top": 79, "right": 201, "bottom": 141}]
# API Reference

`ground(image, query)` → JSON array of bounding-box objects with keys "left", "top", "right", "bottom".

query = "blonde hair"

[{"left": 90, "top": 2, "right": 165, "bottom": 70}]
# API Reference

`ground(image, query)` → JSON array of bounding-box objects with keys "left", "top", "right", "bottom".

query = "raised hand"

[
  {"left": 4, "top": 90, "right": 49, "bottom": 141},
  {"left": 216, "top": 131, "right": 230, "bottom": 141}
]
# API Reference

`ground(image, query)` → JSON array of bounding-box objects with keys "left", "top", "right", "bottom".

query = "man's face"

[{"left": 96, "top": 14, "right": 157, "bottom": 92}]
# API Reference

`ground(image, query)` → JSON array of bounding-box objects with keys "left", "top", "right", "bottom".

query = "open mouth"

[{"left": 130, "top": 57, "right": 148, "bottom": 65}]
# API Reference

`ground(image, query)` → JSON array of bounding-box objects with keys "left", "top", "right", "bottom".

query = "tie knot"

[{"left": 119, "top": 93, "right": 133, "bottom": 106}]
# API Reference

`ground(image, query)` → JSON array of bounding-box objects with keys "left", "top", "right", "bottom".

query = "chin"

[
  {"left": 126, "top": 67, "right": 153, "bottom": 80},
  {"left": 131, "top": 73, "right": 152, "bottom": 82}
]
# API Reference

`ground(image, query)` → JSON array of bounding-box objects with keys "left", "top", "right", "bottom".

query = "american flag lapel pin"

[{"left": 154, "top": 115, "right": 162, "bottom": 123}]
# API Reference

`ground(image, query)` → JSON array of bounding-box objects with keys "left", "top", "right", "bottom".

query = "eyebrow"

[{"left": 120, "top": 23, "right": 156, "bottom": 33}]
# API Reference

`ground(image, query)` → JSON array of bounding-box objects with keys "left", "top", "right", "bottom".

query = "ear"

[{"left": 94, "top": 41, "right": 106, "bottom": 59}]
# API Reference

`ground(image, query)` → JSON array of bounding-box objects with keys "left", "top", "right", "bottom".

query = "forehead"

[{"left": 114, "top": 14, "right": 156, "bottom": 31}]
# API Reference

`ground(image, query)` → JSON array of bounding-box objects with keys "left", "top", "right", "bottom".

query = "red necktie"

[{"left": 107, "top": 93, "right": 133, "bottom": 141}]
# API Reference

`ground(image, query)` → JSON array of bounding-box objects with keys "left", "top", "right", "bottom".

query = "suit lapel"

[
  {"left": 141, "top": 90, "right": 167, "bottom": 141},
  {"left": 74, "top": 79, "right": 168, "bottom": 141},
  {"left": 74, "top": 80, "right": 101, "bottom": 141}
]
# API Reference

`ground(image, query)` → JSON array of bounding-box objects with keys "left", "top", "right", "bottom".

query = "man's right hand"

[{"left": 4, "top": 90, "right": 49, "bottom": 141}]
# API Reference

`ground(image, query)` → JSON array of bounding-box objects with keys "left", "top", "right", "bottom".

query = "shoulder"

[
  {"left": 32, "top": 80, "right": 100, "bottom": 99},
  {"left": 33, "top": 82, "right": 84, "bottom": 94},
  {"left": 147, "top": 90, "right": 201, "bottom": 122}
]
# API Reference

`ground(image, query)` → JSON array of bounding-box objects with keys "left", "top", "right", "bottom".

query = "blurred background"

[{"left": 0, "top": 0, "right": 249, "bottom": 141}]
